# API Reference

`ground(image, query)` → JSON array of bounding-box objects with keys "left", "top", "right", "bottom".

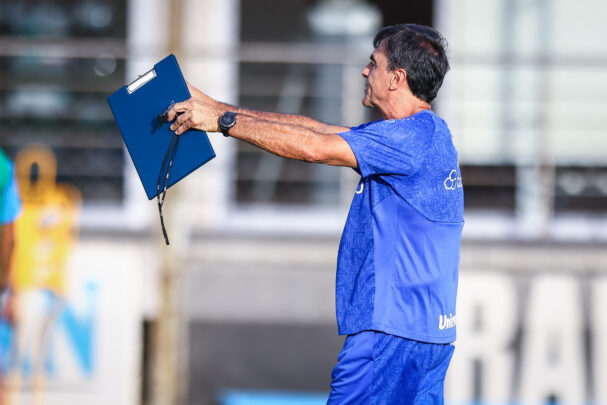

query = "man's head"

[{"left": 362, "top": 24, "right": 449, "bottom": 110}]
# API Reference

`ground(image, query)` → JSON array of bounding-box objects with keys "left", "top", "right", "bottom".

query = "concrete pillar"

[
  {"left": 178, "top": 0, "right": 240, "bottom": 229},
  {"left": 124, "top": 0, "right": 171, "bottom": 229}
]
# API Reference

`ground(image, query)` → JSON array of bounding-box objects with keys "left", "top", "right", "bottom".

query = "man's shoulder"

[
  {"left": 347, "top": 118, "right": 384, "bottom": 132},
  {"left": 350, "top": 111, "right": 436, "bottom": 136}
]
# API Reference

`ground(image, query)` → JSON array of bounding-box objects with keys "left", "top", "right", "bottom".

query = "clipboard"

[{"left": 107, "top": 54, "right": 216, "bottom": 200}]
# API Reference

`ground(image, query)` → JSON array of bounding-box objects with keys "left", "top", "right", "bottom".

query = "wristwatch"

[{"left": 219, "top": 111, "right": 237, "bottom": 137}]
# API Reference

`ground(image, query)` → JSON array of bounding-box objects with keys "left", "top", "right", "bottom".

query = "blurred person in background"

[
  {"left": 169, "top": 23, "right": 462, "bottom": 404},
  {"left": 6, "top": 145, "right": 81, "bottom": 405},
  {"left": 0, "top": 147, "right": 22, "bottom": 403}
]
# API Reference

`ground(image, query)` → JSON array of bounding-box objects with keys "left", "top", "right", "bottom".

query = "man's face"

[{"left": 361, "top": 44, "right": 393, "bottom": 108}]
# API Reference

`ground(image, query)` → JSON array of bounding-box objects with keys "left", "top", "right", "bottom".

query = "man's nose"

[{"left": 362, "top": 66, "right": 369, "bottom": 77}]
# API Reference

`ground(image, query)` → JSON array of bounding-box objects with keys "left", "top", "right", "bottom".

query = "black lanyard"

[
  {"left": 156, "top": 132, "right": 180, "bottom": 245},
  {"left": 156, "top": 102, "right": 182, "bottom": 245}
]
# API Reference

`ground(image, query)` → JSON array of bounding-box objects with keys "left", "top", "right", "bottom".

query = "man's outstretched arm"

[
  {"left": 169, "top": 89, "right": 358, "bottom": 169},
  {"left": 186, "top": 83, "right": 351, "bottom": 136}
]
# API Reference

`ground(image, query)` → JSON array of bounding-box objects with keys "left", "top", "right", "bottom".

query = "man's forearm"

[
  {"left": 230, "top": 114, "right": 330, "bottom": 162},
  {"left": 229, "top": 114, "right": 356, "bottom": 167}
]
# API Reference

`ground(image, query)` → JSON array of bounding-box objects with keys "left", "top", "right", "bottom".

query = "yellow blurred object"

[{"left": 12, "top": 144, "right": 82, "bottom": 296}]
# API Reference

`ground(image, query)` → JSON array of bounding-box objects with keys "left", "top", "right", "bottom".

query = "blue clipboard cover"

[
  {"left": 107, "top": 54, "right": 216, "bottom": 243},
  {"left": 107, "top": 54, "right": 215, "bottom": 200}
]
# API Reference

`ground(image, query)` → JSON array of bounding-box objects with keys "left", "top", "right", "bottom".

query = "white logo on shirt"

[
  {"left": 439, "top": 314, "right": 456, "bottom": 330},
  {"left": 444, "top": 170, "right": 463, "bottom": 190},
  {"left": 356, "top": 183, "right": 364, "bottom": 194}
]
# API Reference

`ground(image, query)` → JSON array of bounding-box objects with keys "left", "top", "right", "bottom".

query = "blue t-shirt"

[{"left": 337, "top": 110, "right": 464, "bottom": 344}]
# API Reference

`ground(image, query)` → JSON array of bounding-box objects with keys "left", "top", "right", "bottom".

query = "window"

[
  {"left": 236, "top": 61, "right": 347, "bottom": 206},
  {"left": 0, "top": 1, "right": 127, "bottom": 203},
  {"left": 235, "top": 0, "right": 435, "bottom": 207}
]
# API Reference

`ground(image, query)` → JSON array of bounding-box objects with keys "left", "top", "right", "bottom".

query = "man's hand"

[
  {"left": 167, "top": 82, "right": 226, "bottom": 135},
  {"left": 167, "top": 97, "right": 223, "bottom": 135}
]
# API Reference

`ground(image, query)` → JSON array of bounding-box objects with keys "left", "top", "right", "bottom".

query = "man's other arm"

[{"left": 186, "top": 83, "right": 351, "bottom": 137}]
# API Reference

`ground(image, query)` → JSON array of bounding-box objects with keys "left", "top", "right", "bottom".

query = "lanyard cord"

[{"left": 156, "top": 133, "right": 180, "bottom": 245}]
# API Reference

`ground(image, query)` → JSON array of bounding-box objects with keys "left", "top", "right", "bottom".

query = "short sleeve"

[
  {"left": 1, "top": 172, "right": 22, "bottom": 224},
  {"left": 338, "top": 111, "right": 435, "bottom": 178}
]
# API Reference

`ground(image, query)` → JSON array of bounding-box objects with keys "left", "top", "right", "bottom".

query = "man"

[{"left": 169, "top": 23, "right": 463, "bottom": 404}]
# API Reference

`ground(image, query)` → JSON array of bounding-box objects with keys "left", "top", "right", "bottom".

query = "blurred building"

[{"left": 1, "top": 0, "right": 606, "bottom": 405}]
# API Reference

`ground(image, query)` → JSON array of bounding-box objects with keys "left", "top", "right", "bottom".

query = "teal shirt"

[
  {"left": 0, "top": 149, "right": 21, "bottom": 224},
  {"left": 0, "top": 149, "right": 10, "bottom": 217}
]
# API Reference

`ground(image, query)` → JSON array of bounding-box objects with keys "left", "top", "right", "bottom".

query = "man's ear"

[{"left": 389, "top": 68, "right": 407, "bottom": 91}]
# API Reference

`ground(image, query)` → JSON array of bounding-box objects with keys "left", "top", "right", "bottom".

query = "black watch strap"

[{"left": 219, "top": 111, "right": 237, "bottom": 137}]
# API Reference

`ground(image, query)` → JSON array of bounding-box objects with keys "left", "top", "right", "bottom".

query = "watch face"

[{"left": 220, "top": 112, "right": 236, "bottom": 128}]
